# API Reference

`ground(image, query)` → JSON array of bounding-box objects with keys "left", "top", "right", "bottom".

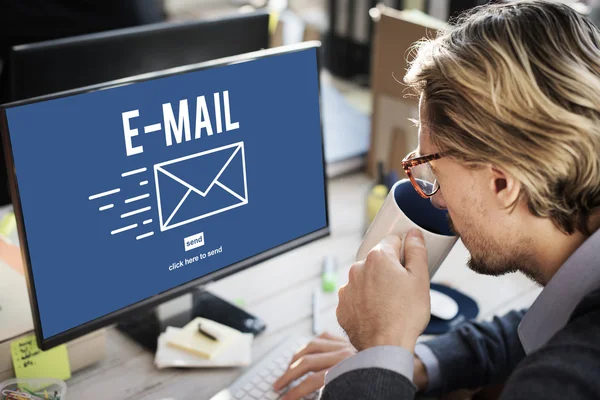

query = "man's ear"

[{"left": 488, "top": 166, "right": 521, "bottom": 208}]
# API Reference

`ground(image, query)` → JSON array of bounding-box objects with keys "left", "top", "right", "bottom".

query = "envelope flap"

[{"left": 158, "top": 146, "right": 238, "bottom": 194}]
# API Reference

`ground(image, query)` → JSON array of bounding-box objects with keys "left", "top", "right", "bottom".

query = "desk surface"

[{"left": 66, "top": 172, "right": 541, "bottom": 399}]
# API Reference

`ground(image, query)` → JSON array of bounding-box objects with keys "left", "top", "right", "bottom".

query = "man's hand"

[
  {"left": 336, "top": 229, "right": 431, "bottom": 352},
  {"left": 273, "top": 332, "right": 356, "bottom": 400}
]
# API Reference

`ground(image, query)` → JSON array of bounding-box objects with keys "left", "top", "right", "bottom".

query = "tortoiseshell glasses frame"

[{"left": 401, "top": 150, "right": 443, "bottom": 198}]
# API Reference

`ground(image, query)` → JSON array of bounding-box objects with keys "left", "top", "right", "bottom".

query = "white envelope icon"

[{"left": 154, "top": 142, "right": 248, "bottom": 232}]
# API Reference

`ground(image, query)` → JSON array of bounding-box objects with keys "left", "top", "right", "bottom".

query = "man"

[{"left": 273, "top": 0, "right": 600, "bottom": 398}]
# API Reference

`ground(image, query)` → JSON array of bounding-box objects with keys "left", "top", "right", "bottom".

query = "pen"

[
  {"left": 312, "top": 288, "right": 321, "bottom": 335},
  {"left": 198, "top": 323, "right": 219, "bottom": 341}
]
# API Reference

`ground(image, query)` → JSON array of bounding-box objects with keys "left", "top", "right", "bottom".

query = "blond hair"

[{"left": 404, "top": 0, "right": 600, "bottom": 235}]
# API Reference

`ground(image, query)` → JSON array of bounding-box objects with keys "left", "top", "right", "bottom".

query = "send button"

[{"left": 184, "top": 232, "right": 205, "bottom": 251}]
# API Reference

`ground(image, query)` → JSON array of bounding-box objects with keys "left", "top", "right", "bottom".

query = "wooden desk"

[{"left": 65, "top": 172, "right": 541, "bottom": 399}]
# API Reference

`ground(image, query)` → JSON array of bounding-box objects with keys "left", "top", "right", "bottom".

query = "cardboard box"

[{"left": 367, "top": 6, "right": 448, "bottom": 177}]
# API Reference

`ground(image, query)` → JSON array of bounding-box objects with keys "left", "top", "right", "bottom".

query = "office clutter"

[
  {"left": 0, "top": 377, "right": 67, "bottom": 400},
  {"left": 367, "top": 6, "right": 448, "bottom": 178},
  {"left": 271, "top": 10, "right": 372, "bottom": 177},
  {"left": 322, "top": 0, "right": 378, "bottom": 85},
  {"left": 365, "top": 162, "right": 400, "bottom": 230},
  {"left": 155, "top": 318, "right": 253, "bottom": 369}
]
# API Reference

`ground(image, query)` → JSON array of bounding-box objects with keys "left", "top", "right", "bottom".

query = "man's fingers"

[
  {"left": 369, "top": 235, "right": 403, "bottom": 262},
  {"left": 288, "top": 338, "right": 350, "bottom": 366},
  {"left": 403, "top": 228, "right": 429, "bottom": 278},
  {"left": 274, "top": 354, "right": 323, "bottom": 390},
  {"left": 280, "top": 370, "right": 326, "bottom": 400},
  {"left": 274, "top": 351, "right": 349, "bottom": 391},
  {"left": 318, "top": 331, "right": 347, "bottom": 342}
]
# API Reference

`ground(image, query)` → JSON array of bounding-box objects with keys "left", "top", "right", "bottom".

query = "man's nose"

[{"left": 430, "top": 190, "right": 447, "bottom": 210}]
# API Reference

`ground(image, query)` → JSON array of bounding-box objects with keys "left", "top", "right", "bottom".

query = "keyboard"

[{"left": 209, "top": 335, "right": 320, "bottom": 400}]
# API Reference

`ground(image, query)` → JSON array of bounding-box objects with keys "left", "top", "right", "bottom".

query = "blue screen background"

[{"left": 5, "top": 48, "right": 327, "bottom": 339}]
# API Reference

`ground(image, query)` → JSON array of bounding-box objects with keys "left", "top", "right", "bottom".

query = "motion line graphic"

[{"left": 88, "top": 167, "right": 154, "bottom": 240}]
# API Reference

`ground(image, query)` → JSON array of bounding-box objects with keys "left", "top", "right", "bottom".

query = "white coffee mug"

[{"left": 356, "top": 179, "right": 458, "bottom": 279}]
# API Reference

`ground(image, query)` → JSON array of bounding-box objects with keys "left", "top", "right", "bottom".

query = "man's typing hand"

[
  {"left": 273, "top": 332, "right": 356, "bottom": 400},
  {"left": 336, "top": 229, "right": 431, "bottom": 353}
]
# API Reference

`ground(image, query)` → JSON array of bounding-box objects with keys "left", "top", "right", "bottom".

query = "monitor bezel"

[
  {"left": 0, "top": 41, "right": 330, "bottom": 350},
  {"left": 8, "top": 9, "right": 271, "bottom": 102}
]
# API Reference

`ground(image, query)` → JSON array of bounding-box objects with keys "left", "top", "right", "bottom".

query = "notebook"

[
  {"left": 165, "top": 317, "right": 243, "bottom": 359},
  {"left": 156, "top": 326, "right": 252, "bottom": 369}
]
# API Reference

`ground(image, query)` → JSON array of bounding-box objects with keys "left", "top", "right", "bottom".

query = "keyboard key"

[{"left": 208, "top": 337, "right": 316, "bottom": 400}]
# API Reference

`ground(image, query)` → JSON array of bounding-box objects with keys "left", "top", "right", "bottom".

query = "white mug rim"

[{"left": 390, "top": 179, "right": 456, "bottom": 240}]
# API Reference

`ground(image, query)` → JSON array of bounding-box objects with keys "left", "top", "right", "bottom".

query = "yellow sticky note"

[{"left": 11, "top": 335, "right": 71, "bottom": 381}]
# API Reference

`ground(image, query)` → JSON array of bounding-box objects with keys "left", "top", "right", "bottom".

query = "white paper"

[{"left": 154, "top": 326, "right": 253, "bottom": 369}]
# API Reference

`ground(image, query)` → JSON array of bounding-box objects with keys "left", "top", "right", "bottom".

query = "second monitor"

[{"left": 8, "top": 10, "right": 271, "bottom": 102}]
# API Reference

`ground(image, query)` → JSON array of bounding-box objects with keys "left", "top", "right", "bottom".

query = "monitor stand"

[{"left": 116, "top": 287, "right": 266, "bottom": 352}]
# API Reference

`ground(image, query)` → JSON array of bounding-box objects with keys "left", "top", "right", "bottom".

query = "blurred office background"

[
  {"left": 0, "top": 0, "right": 596, "bottom": 392},
  {"left": 0, "top": 0, "right": 594, "bottom": 208}
]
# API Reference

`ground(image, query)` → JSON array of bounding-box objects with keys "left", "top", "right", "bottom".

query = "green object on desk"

[
  {"left": 234, "top": 298, "right": 246, "bottom": 307},
  {"left": 10, "top": 334, "right": 71, "bottom": 382},
  {"left": 321, "top": 255, "right": 338, "bottom": 293},
  {"left": 322, "top": 272, "right": 337, "bottom": 293}
]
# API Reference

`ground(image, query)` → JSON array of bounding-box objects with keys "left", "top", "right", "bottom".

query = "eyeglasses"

[{"left": 401, "top": 150, "right": 443, "bottom": 198}]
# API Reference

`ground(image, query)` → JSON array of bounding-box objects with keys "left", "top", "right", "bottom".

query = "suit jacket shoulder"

[{"left": 500, "top": 287, "right": 600, "bottom": 399}]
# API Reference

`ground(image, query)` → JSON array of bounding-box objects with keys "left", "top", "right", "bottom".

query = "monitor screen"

[{"left": 1, "top": 44, "right": 328, "bottom": 348}]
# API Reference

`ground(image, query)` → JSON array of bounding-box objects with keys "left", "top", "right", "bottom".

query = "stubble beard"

[{"left": 446, "top": 214, "right": 542, "bottom": 284}]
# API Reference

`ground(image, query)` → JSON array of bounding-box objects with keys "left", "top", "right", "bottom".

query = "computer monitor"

[
  {"left": 0, "top": 41, "right": 329, "bottom": 350},
  {"left": 8, "top": 10, "right": 270, "bottom": 102}
]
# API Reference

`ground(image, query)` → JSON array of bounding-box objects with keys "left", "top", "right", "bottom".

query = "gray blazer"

[{"left": 320, "top": 287, "right": 600, "bottom": 399}]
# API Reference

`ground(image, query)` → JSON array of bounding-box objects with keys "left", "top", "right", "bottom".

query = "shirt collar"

[{"left": 518, "top": 228, "right": 600, "bottom": 354}]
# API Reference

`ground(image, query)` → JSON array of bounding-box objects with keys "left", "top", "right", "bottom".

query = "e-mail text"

[{"left": 122, "top": 90, "right": 240, "bottom": 156}]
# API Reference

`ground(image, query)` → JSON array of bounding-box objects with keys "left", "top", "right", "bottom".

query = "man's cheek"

[{"left": 446, "top": 210, "right": 459, "bottom": 236}]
